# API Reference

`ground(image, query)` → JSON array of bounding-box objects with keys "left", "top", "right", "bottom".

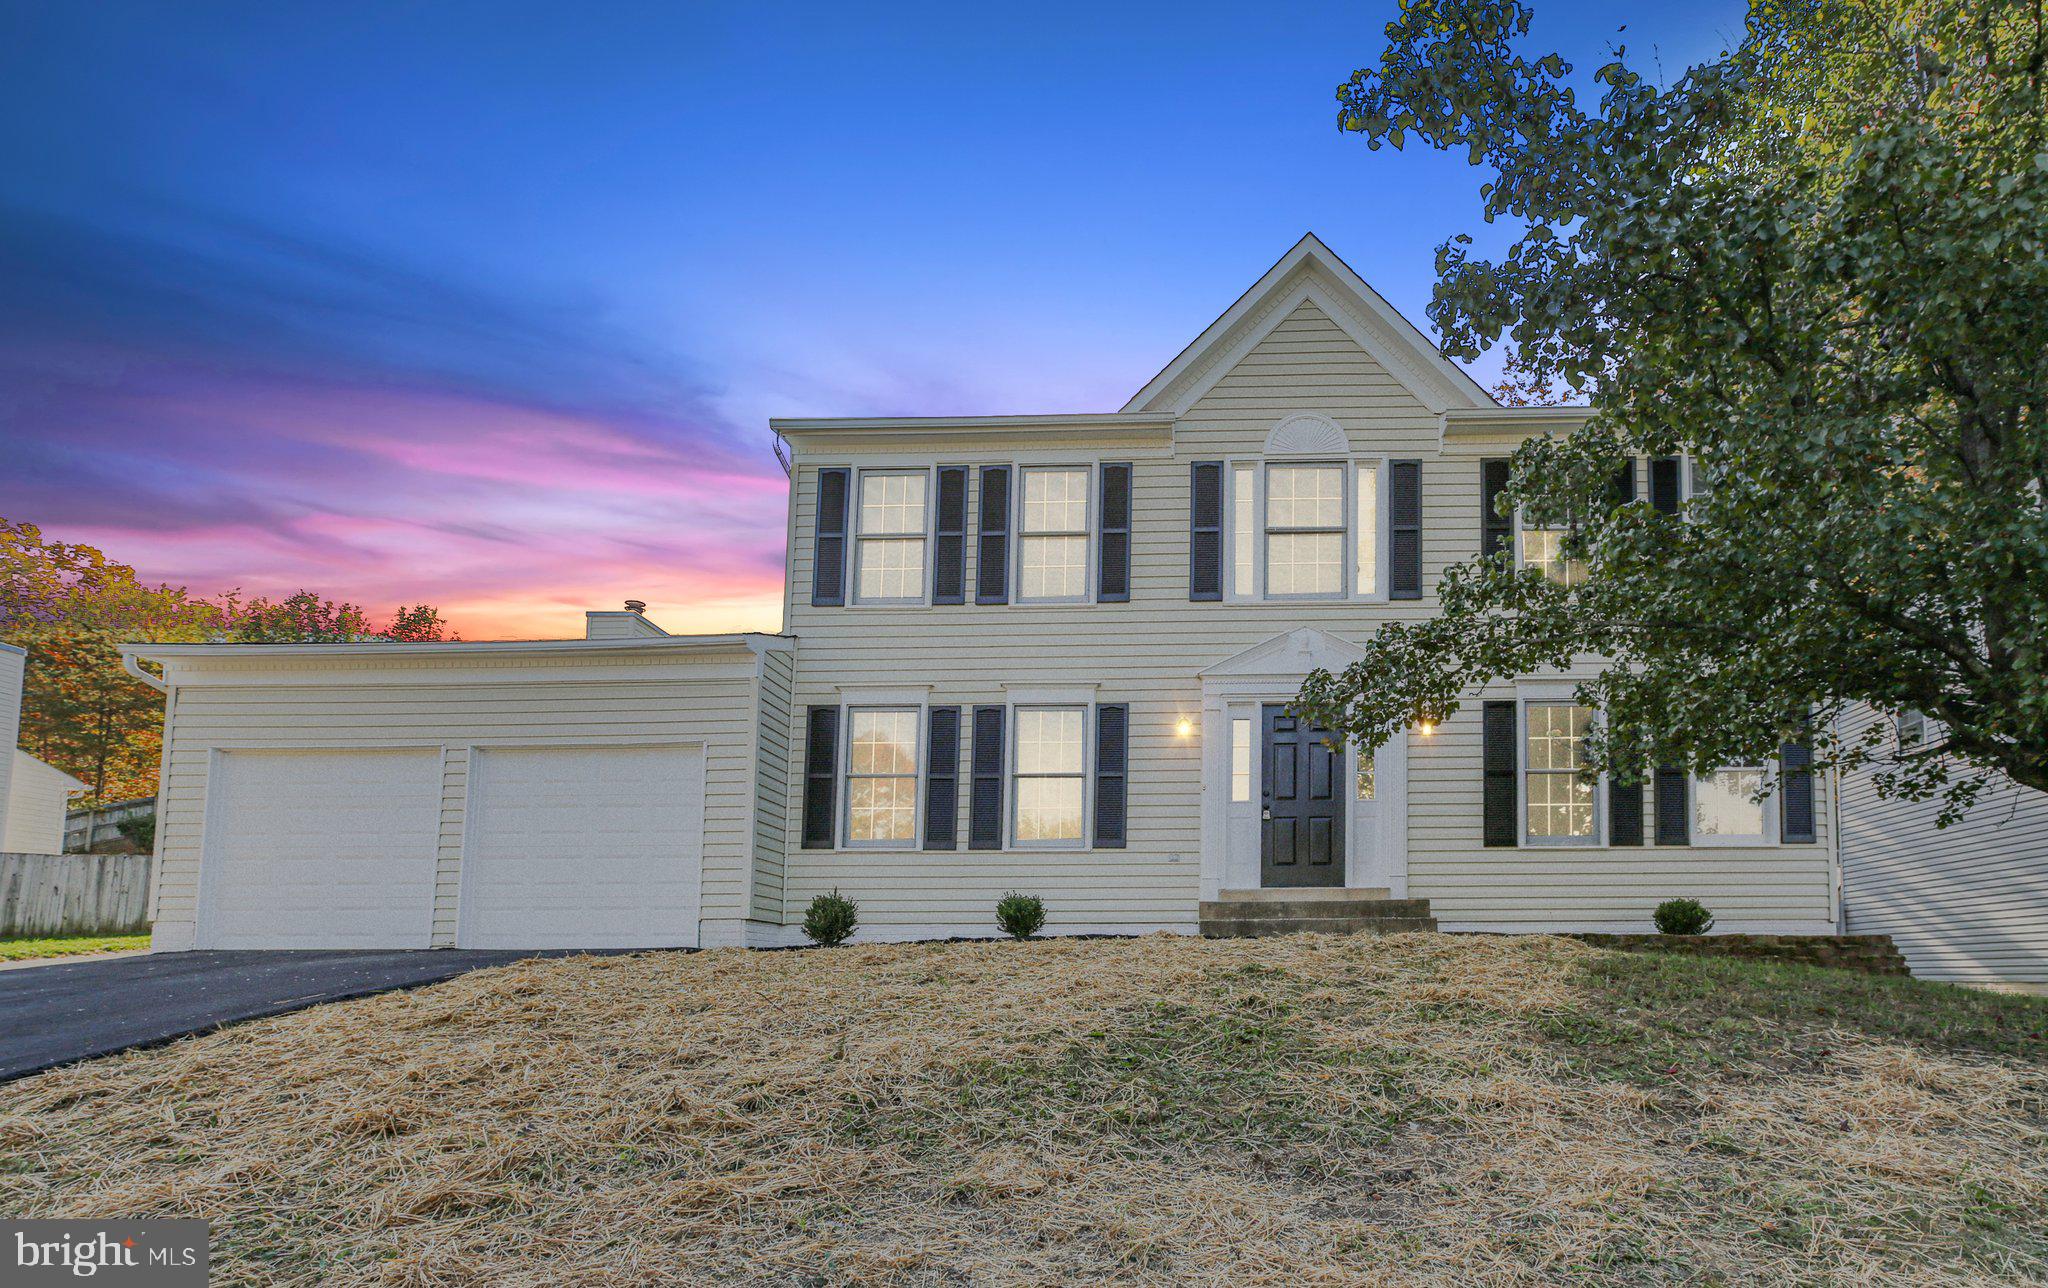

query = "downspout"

[
  {"left": 122, "top": 653, "right": 168, "bottom": 693},
  {"left": 1827, "top": 715, "right": 1846, "bottom": 933}
]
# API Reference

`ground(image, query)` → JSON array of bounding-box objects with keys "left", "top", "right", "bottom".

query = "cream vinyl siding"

[
  {"left": 780, "top": 299, "right": 1834, "bottom": 933},
  {"left": 1410, "top": 694, "right": 1831, "bottom": 931},
  {"left": 0, "top": 646, "right": 22, "bottom": 848},
  {"left": 751, "top": 645, "right": 795, "bottom": 920},
  {"left": 5, "top": 751, "right": 83, "bottom": 855},
  {"left": 146, "top": 643, "right": 781, "bottom": 950},
  {"left": 1838, "top": 703, "right": 2048, "bottom": 986}
]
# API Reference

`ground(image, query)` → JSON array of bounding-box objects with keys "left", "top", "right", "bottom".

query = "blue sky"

[{"left": 0, "top": 0, "right": 1746, "bottom": 636}]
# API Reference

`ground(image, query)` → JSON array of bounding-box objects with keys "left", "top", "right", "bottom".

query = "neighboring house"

[
  {"left": 1837, "top": 705, "right": 2048, "bottom": 991},
  {"left": 0, "top": 643, "right": 19, "bottom": 846},
  {"left": 0, "top": 642, "right": 88, "bottom": 855},
  {"left": 7, "top": 750, "right": 87, "bottom": 855},
  {"left": 121, "top": 235, "right": 1839, "bottom": 954}
]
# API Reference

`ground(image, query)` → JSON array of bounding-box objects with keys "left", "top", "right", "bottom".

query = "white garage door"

[
  {"left": 458, "top": 745, "right": 703, "bottom": 949},
  {"left": 200, "top": 749, "right": 441, "bottom": 949}
]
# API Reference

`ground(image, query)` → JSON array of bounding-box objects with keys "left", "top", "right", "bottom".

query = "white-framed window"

[
  {"left": 1523, "top": 701, "right": 1598, "bottom": 844},
  {"left": 1231, "top": 463, "right": 1256, "bottom": 597},
  {"left": 1265, "top": 462, "right": 1345, "bottom": 596},
  {"left": 1354, "top": 460, "right": 1380, "bottom": 597},
  {"left": 1012, "top": 705, "right": 1086, "bottom": 845},
  {"left": 1692, "top": 764, "right": 1775, "bottom": 846},
  {"left": 1516, "top": 513, "right": 1587, "bottom": 588},
  {"left": 1896, "top": 710, "right": 1927, "bottom": 751},
  {"left": 1226, "top": 458, "right": 1387, "bottom": 601},
  {"left": 844, "top": 707, "right": 920, "bottom": 846},
  {"left": 1018, "top": 465, "right": 1091, "bottom": 603},
  {"left": 1355, "top": 755, "right": 1375, "bottom": 802},
  {"left": 1230, "top": 717, "right": 1252, "bottom": 802},
  {"left": 853, "top": 470, "right": 929, "bottom": 604}
]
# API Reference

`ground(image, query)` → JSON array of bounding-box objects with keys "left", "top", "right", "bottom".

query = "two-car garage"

[
  {"left": 130, "top": 634, "right": 786, "bottom": 953},
  {"left": 197, "top": 745, "right": 704, "bottom": 950}
]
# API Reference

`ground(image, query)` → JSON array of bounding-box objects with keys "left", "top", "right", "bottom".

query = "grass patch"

[
  {"left": 0, "top": 933, "right": 149, "bottom": 962},
  {"left": 1539, "top": 950, "right": 2048, "bottom": 1082}
]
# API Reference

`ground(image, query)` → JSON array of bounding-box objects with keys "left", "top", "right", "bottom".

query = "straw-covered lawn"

[{"left": 2, "top": 934, "right": 2043, "bottom": 1285}]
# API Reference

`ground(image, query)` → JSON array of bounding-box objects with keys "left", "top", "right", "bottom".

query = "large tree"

[
  {"left": 1, "top": 521, "right": 221, "bottom": 803},
  {"left": 1295, "top": 0, "right": 2048, "bottom": 817},
  {"left": 2, "top": 521, "right": 453, "bottom": 805},
  {"left": 218, "top": 591, "right": 451, "bottom": 644}
]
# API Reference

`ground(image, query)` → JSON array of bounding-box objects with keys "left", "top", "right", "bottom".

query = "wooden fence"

[{"left": 0, "top": 852, "right": 153, "bottom": 937}]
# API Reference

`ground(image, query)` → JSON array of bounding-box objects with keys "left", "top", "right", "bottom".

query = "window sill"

[{"left": 826, "top": 844, "right": 1096, "bottom": 856}]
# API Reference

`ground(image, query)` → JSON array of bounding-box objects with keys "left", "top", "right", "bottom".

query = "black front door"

[{"left": 1261, "top": 704, "right": 1345, "bottom": 887}]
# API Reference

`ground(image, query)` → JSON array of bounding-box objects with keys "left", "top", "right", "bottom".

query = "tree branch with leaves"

[{"left": 1294, "top": 0, "right": 2048, "bottom": 819}]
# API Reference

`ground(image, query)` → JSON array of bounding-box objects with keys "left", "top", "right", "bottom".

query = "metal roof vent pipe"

[{"left": 624, "top": 599, "right": 647, "bottom": 614}]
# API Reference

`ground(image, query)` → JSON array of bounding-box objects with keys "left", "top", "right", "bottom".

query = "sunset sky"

[{"left": 0, "top": 1, "right": 1742, "bottom": 640}]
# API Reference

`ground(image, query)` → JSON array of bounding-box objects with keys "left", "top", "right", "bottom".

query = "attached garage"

[
  {"left": 125, "top": 632, "right": 792, "bottom": 953},
  {"left": 458, "top": 745, "right": 705, "bottom": 949},
  {"left": 199, "top": 748, "right": 441, "bottom": 949}
]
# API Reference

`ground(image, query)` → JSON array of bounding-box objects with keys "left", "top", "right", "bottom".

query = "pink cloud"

[{"left": 10, "top": 362, "right": 793, "bottom": 641}]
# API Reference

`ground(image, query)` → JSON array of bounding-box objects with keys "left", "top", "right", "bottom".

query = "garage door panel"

[
  {"left": 200, "top": 749, "right": 440, "bottom": 949},
  {"left": 460, "top": 745, "right": 702, "bottom": 949}
]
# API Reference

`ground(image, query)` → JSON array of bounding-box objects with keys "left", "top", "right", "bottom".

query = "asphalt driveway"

[{"left": 0, "top": 948, "right": 607, "bottom": 1083}]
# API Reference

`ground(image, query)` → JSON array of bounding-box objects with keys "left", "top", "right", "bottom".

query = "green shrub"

[
  {"left": 116, "top": 815, "right": 156, "bottom": 853},
  {"left": 995, "top": 892, "right": 1046, "bottom": 941},
  {"left": 1654, "top": 898, "right": 1714, "bottom": 936},
  {"left": 802, "top": 891, "right": 859, "bottom": 947}
]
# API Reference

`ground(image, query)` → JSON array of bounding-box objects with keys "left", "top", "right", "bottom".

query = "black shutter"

[
  {"left": 1189, "top": 461, "right": 1222, "bottom": 601},
  {"left": 1650, "top": 457, "right": 1682, "bottom": 515},
  {"left": 975, "top": 466, "right": 1010, "bottom": 604},
  {"left": 1608, "top": 774, "right": 1645, "bottom": 847},
  {"left": 811, "top": 468, "right": 850, "bottom": 607},
  {"left": 1780, "top": 734, "right": 1816, "bottom": 843},
  {"left": 924, "top": 706, "right": 960, "bottom": 850},
  {"left": 1654, "top": 766, "right": 1690, "bottom": 845},
  {"left": 1610, "top": 459, "right": 1637, "bottom": 510},
  {"left": 933, "top": 467, "right": 967, "bottom": 605},
  {"left": 1390, "top": 459, "right": 1423, "bottom": 599},
  {"left": 1098, "top": 463, "right": 1132, "bottom": 603},
  {"left": 1483, "top": 700, "right": 1518, "bottom": 846},
  {"left": 1093, "top": 703, "right": 1128, "bottom": 848},
  {"left": 970, "top": 705, "right": 1005, "bottom": 850},
  {"left": 1480, "top": 459, "right": 1512, "bottom": 559},
  {"left": 801, "top": 705, "right": 840, "bottom": 849}
]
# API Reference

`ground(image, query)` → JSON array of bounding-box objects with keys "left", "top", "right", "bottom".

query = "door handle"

[{"left": 1261, "top": 808, "right": 1272, "bottom": 820}]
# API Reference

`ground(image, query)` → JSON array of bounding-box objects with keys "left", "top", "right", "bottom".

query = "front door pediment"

[{"left": 1199, "top": 627, "right": 1364, "bottom": 681}]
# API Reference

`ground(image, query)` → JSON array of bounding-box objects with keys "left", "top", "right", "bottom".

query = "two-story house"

[{"left": 122, "top": 235, "right": 1837, "bottom": 952}]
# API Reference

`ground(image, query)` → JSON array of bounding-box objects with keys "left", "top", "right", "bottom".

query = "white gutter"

[
  {"left": 120, "top": 632, "right": 793, "bottom": 663},
  {"left": 122, "top": 653, "right": 169, "bottom": 693},
  {"left": 771, "top": 412, "right": 1176, "bottom": 437}
]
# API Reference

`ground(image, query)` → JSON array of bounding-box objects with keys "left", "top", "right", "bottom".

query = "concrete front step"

[
  {"left": 1199, "top": 897, "right": 1432, "bottom": 922},
  {"left": 1211, "top": 886, "right": 1392, "bottom": 903},
  {"left": 1202, "top": 915, "right": 1438, "bottom": 939}
]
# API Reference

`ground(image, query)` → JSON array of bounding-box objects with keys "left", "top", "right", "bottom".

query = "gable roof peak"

[{"left": 1122, "top": 233, "right": 1494, "bottom": 416}]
